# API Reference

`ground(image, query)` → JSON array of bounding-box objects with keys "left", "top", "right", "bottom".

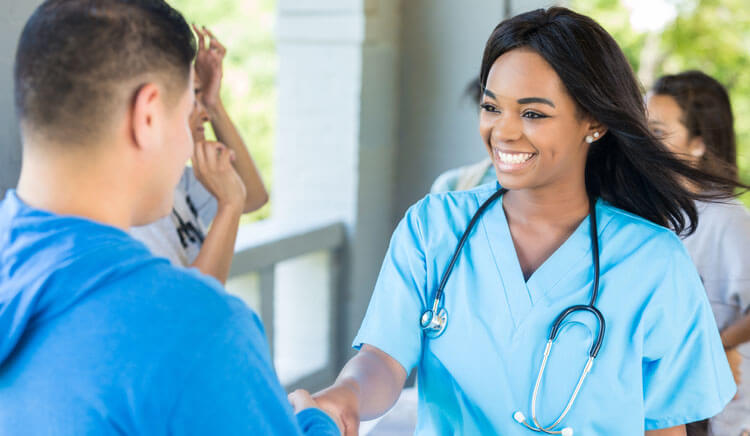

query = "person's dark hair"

[
  {"left": 479, "top": 7, "right": 747, "bottom": 235},
  {"left": 465, "top": 77, "right": 483, "bottom": 106},
  {"left": 14, "top": 0, "right": 196, "bottom": 145},
  {"left": 652, "top": 71, "right": 738, "bottom": 184}
]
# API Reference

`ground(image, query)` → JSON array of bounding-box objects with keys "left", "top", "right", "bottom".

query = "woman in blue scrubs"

[{"left": 307, "top": 8, "right": 748, "bottom": 435}]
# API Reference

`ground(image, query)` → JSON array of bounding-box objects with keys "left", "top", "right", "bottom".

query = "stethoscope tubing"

[{"left": 421, "top": 187, "right": 606, "bottom": 434}]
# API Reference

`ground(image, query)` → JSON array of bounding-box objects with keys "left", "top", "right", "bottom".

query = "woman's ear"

[
  {"left": 130, "top": 83, "right": 161, "bottom": 151},
  {"left": 584, "top": 120, "right": 608, "bottom": 144},
  {"left": 587, "top": 120, "right": 608, "bottom": 141},
  {"left": 688, "top": 136, "right": 706, "bottom": 158}
]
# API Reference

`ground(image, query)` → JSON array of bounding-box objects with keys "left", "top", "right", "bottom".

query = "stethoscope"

[{"left": 419, "top": 188, "right": 605, "bottom": 436}]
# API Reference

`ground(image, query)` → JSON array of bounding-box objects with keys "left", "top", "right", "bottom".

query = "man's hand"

[
  {"left": 191, "top": 140, "right": 246, "bottom": 211},
  {"left": 192, "top": 24, "right": 225, "bottom": 110}
]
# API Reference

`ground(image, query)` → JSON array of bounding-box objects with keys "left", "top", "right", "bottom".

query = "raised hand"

[
  {"left": 192, "top": 24, "right": 226, "bottom": 110},
  {"left": 191, "top": 140, "right": 246, "bottom": 211}
]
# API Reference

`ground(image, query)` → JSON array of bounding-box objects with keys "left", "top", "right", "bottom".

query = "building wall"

[
  {"left": 0, "top": 0, "right": 42, "bottom": 199},
  {"left": 392, "top": 0, "right": 559, "bottom": 221}
]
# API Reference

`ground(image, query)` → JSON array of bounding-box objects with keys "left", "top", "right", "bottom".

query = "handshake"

[{"left": 289, "top": 381, "right": 361, "bottom": 436}]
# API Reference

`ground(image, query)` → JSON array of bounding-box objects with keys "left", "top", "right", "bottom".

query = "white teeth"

[{"left": 497, "top": 151, "right": 534, "bottom": 165}]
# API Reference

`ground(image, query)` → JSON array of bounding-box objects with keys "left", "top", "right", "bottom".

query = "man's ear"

[
  {"left": 688, "top": 136, "right": 706, "bottom": 158},
  {"left": 130, "top": 83, "right": 162, "bottom": 151}
]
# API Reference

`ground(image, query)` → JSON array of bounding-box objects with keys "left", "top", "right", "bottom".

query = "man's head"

[{"left": 14, "top": 0, "right": 197, "bottom": 225}]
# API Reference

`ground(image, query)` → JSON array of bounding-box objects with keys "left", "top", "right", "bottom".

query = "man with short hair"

[{"left": 0, "top": 1, "right": 338, "bottom": 434}]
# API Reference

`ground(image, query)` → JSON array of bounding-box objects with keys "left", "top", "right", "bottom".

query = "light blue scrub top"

[{"left": 354, "top": 184, "right": 735, "bottom": 435}]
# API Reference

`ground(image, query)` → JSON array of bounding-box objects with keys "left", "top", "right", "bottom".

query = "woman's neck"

[{"left": 503, "top": 184, "right": 591, "bottom": 229}]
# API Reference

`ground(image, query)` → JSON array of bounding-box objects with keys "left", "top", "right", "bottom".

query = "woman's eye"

[
  {"left": 480, "top": 103, "right": 498, "bottom": 113},
  {"left": 522, "top": 111, "right": 546, "bottom": 119},
  {"left": 651, "top": 128, "right": 665, "bottom": 136}
]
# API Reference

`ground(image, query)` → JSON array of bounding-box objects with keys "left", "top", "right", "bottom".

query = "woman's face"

[
  {"left": 189, "top": 73, "right": 210, "bottom": 143},
  {"left": 646, "top": 93, "right": 704, "bottom": 165},
  {"left": 479, "top": 48, "right": 599, "bottom": 194}
]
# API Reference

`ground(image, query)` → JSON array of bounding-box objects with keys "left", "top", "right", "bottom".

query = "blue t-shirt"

[{"left": 0, "top": 190, "right": 338, "bottom": 436}]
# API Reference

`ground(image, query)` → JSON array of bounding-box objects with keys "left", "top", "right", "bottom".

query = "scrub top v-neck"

[{"left": 353, "top": 183, "right": 735, "bottom": 435}]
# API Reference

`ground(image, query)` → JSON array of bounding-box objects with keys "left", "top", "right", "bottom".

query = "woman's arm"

[
  {"left": 720, "top": 311, "right": 750, "bottom": 386},
  {"left": 191, "top": 201, "right": 242, "bottom": 284},
  {"left": 313, "top": 345, "right": 407, "bottom": 436},
  {"left": 721, "top": 311, "right": 750, "bottom": 350},
  {"left": 646, "top": 425, "right": 686, "bottom": 435},
  {"left": 190, "top": 141, "right": 246, "bottom": 284},
  {"left": 207, "top": 100, "right": 268, "bottom": 213},
  {"left": 193, "top": 25, "right": 268, "bottom": 214}
]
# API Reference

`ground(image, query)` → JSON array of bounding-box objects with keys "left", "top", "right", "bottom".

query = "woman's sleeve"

[
  {"left": 642, "top": 236, "right": 737, "bottom": 430},
  {"left": 352, "top": 202, "right": 428, "bottom": 374}
]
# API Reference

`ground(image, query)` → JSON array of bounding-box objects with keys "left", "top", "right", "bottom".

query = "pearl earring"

[
  {"left": 585, "top": 136, "right": 594, "bottom": 144},
  {"left": 593, "top": 132, "right": 600, "bottom": 138}
]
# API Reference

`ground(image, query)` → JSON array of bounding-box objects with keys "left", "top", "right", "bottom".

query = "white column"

[
  {"left": 0, "top": 0, "right": 43, "bottom": 198},
  {"left": 273, "top": 0, "right": 403, "bottom": 372}
]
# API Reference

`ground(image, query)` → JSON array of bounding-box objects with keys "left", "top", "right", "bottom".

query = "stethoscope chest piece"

[{"left": 420, "top": 307, "right": 448, "bottom": 338}]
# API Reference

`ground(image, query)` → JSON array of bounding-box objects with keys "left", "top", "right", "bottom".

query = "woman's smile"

[{"left": 493, "top": 148, "right": 538, "bottom": 172}]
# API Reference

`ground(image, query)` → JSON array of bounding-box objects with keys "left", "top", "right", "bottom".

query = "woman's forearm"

[
  {"left": 207, "top": 100, "right": 268, "bottom": 213},
  {"left": 335, "top": 345, "right": 407, "bottom": 420},
  {"left": 646, "top": 425, "right": 686, "bottom": 436},
  {"left": 190, "top": 203, "right": 243, "bottom": 284},
  {"left": 314, "top": 344, "right": 407, "bottom": 431},
  {"left": 721, "top": 311, "right": 750, "bottom": 349}
]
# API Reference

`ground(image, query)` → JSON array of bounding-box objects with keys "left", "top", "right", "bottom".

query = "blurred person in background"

[
  {"left": 131, "top": 25, "right": 268, "bottom": 285},
  {"left": 648, "top": 70, "right": 750, "bottom": 436}
]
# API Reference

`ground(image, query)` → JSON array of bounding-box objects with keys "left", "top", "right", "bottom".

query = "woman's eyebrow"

[
  {"left": 516, "top": 97, "right": 555, "bottom": 108},
  {"left": 482, "top": 88, "right": 555, "bottom": 108}
]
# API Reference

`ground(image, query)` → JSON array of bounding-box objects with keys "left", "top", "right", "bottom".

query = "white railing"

[{"left": 227, "top": 219, "right": 347, "bottom": 392}]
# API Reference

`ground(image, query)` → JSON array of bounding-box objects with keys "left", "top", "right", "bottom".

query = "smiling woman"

[{"left": 308, "top": 7, "right": 747, "bottom": 436}]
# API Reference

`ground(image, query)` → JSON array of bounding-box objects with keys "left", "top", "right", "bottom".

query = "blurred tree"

[
  {"left": 572, "top": 0, "right": 750, "bottom": 205},
  {"left": 171, "top": 0, "right": 276, "bottom": 222}
]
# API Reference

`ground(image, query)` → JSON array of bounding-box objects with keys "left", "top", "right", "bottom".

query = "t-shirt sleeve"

[
  {"left": 720, "top": 206, "right": 750, "bottom": 314},
  {"left": 168, "top": 307, "right": 339, "bottom": 436},
  {"left": 430, "top": 168, "right": 462, "bottom": 194},
  {"left": 352, "top": 203, "right": 427, "bottom": 374},
  {"left": 182, "top": 167, "right": 218, "bottom": 226},
  {"left": 642, "top": 237, "right": 737, "bottom": 430}
]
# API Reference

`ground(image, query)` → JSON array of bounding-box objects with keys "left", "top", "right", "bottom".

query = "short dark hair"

[
  {"left": 479, "top": 7, "right": 746, "bottom": 235},
  {"left": 652, "top": 71, "right": 738, "bottom": 184},
  {"left": 14, "top": 0, "right": 196, "bottom": 145}
]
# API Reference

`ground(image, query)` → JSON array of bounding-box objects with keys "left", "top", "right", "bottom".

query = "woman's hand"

[
  {"left": 312, "top": 381, "right": 361, "bottom": 436},
  {"left": 192, "top": 140, "right": 246, "bottom": 212},
  {"left": 727, "top": 347, "right": 743, "bottom": 389},
  {"left": 192, "top": 24, "right": 225, "bottom": 110},
  {"left": 289, "top": 389, "right": 345, "bottom": 435}
]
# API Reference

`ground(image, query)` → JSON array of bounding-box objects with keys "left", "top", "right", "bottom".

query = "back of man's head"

[{"left": 14, "top": 0, "right": 196, "bottom": 146}]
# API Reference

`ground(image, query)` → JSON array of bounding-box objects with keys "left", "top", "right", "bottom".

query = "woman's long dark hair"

[
  {"left": 479, "top": 7, "right": 747, "bottom": 235},
  {"left": 652, "top": 71, "right": 739, "bottom": 186}
]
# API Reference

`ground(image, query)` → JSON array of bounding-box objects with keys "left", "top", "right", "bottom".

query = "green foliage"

[
  {"left": 170, "top": 0, "right": 276, "bottom": 222},
  {"left": 572, "top": 0, "right": 750, "bottom": 206}
]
